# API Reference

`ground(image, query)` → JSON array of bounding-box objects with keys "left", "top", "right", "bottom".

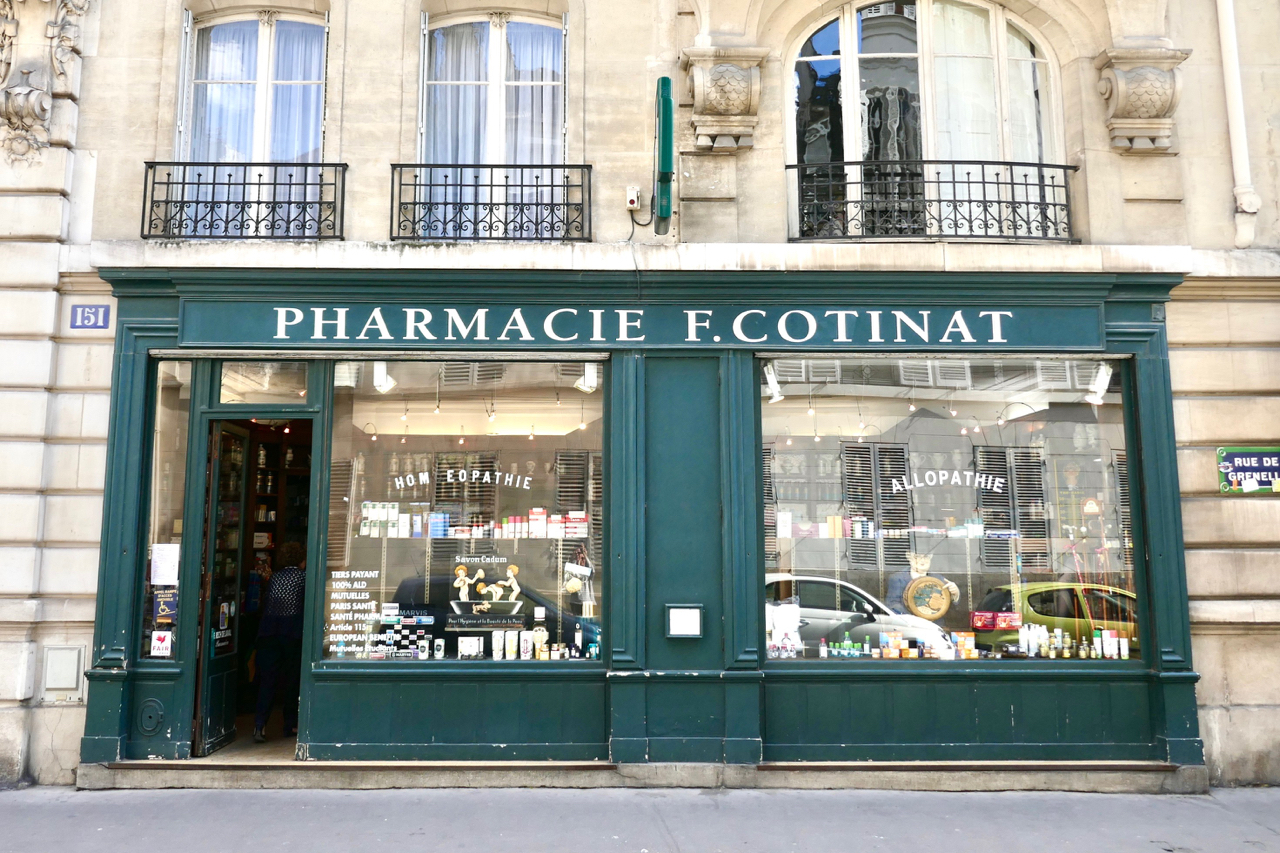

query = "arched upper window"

[
  {"left": 422, "top": 16, "right": 563, "bottom": 164},
  {"left": 793, "top": 0, "right": 1054, "bottom": 166},
  {"left": 789, "top": 1, "right": 1071, "bottom": 241},
  {"left": 185, "top": 14, "right": 326, "bottom": 163}
]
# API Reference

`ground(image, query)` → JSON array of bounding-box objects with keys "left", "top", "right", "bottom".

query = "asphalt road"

[{"left": 1, "top": 786, "right": 1277, "bottom": 852}]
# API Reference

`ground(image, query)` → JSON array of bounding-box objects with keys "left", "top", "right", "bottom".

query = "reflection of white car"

[{"left": 765, "top": 573, "right": 953, "bottom": 654}]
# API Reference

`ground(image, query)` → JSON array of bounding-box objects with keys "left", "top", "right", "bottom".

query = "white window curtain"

[
  {"left": 181, "top": 16, "right": 327, "bottom": 237},
  {"left": 1006, "top": 24, "right": 1047, "bottom": 163},
  {"left": 930, "top": 0, "right": 998, "bottom": 161},
  {"left": 419, "top": 18, "right": 565, "bottom": 238},
  {"left": 190, "top": 20, "right": 258, "bottom": 162},
  {"left": 424, "top": 22, "right": 488, "bottom": 164},
  {"left": 505, "top": 21, "right": 563, "bottom": 165},
  {"left": 187, "top": 17, "right": 325, "bottom": 163},
  {"left": 270, "top": 21, "right": 326, "bottom": 163},
  {"left": 423, "top": 18, "right": 562, "bottom": 165}
]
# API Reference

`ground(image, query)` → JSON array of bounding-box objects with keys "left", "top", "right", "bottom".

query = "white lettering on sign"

[
  {"left": 267, "top": 306, "right": 1026, "bottom": 346},
  {"left": 312, "top": 307, "right": 349, "bottom": 340},
  {"left": 545, "top": 308, "right": 579, "bottom": 342},
  {"left": 890, "top": 469, "right": 1006, "bottom": 494},
  {"left": 396, "top": 470, "right": 530, "bottom": 493},
  {"left": 445, "top": 308, "right": 489, "bottom": 341}
]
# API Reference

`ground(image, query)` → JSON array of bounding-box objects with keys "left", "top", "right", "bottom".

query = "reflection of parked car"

[
  {"left": 973, "top": 582, "right": 1139, "bottom": 652},
  {"left": 764, "top": 572, "right": 953, "bottom": 656}
]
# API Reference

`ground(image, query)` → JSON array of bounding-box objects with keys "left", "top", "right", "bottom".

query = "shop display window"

[
  {"left": 140, "top": 361, "right": 192, "bottom": 659},
  {"left": 760, "top": 356, "right": 1138, "bottom": 662},
  {"left": 324, "top": 360, "right": 604, "bottom": 662}
]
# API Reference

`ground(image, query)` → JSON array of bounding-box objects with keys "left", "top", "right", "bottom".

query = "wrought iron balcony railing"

[
  {"left": 391, "top": 164, "right": 592, "bottom": 241},
  {"left": 142, "top": 161, "right": 347, "bottom": 240},
  {"left": 787, "top": 160, "right": 1078, "bottom": 242}
]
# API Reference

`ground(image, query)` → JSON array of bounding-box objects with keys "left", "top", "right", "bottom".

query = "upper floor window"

[
  {"left": 789, "top": 1, "right": 1073, "bottom": 241},
  {"left": 793, "top": 0, "right": 1054, "bottom": 167},
  {"left": 187, "top": 15, "right": 326, "bottom": 163},
  {"left": 422, "top": 16, "right": 563, "bottom": 164}
]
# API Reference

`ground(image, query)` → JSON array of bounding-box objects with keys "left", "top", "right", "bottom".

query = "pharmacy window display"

[
  {"left": 324, "top": 360, "right": 604, "bottom": 662},
  {"left": 761, "top": 356, "right": 1139, "bottom": 662}
]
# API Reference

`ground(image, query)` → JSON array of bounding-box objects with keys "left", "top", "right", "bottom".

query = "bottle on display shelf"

[
  {"left": 258, "top": 444, "right": 267, "bottom": 468},
  {"left": 819, "top": 637, "right": 828, "bottom": 659}
]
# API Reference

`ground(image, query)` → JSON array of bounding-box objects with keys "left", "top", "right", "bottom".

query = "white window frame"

[
  {"left": 785, "top": 0, "right": 1062, "bottom": 235},
  {"left": 179, "top": 11, "right": 328, "bottom": 162},
  {"left": 419, "top": 12, "right": 566, "bottom": 164}
]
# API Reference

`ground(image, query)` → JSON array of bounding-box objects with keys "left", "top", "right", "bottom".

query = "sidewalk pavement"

[{"left": 1, "top": 785, "right": 1277, "bottom": 852}]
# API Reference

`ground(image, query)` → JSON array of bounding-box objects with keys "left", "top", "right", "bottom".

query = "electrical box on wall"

[
  {"left": 626, "top": 186, "right": 641, "bottom": 210},
  {"left": 42, "top": 646, "right": 84, "bottom": 702}
]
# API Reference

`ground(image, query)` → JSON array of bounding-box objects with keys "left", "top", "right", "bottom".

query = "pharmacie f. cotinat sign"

[{"left": 177, "top": 302, "right": 1106, "bottom": 350}]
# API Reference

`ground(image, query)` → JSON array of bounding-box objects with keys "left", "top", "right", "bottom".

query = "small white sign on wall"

[{"left": 667, "top": 605, "right": 703, "bottom": 638}]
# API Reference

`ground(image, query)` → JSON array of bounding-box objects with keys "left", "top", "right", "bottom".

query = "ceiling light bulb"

[
  {"left": 908, "top": 403, "right": 916, "bottom": 412},
  {"left": 807, "top": 406, "right": 815, "bottom": 416},
  {"left": 458, "top": 436, "right": 464, "bottom": 445},
  {"left": 949, "top": 408, "right": 958, "bottom": 417},
  {"left": 400, "top": 436, "right": 406, "bottom": 444},
  {"left": 579, "top": 420, "right": 587, "bottom": 430},
  {"left": 401, "top": 413, "right": 408, "bottom": 422},
  {"left": 997, "top": 417, "right": 1006, "bottom": 426},
  {"left": 433, "top": 405, "right": 440, "bottom": 414},
  {"left": 961, "top": 427, "right": 968, "bottom": 435},
  {"left": 973, "top": 424, "right": 981, "bottom": 433},
  {"left": 528, "top": 427, "right": 535, "bottom": 440},
  {"left": 371, "top": 434, "right": 377, "bottom": 441},
  {"left": 858, "top": 421, "right": 865, "bottom": 430},
  {"left": 814, "top": 434, "right": 821, "bottom": 442},
  {"left": 785, "top": 437, "right": 793, "bottom": 446},
  {"left": 283, "top": 426, "right": 290, "bottom": 434},
  {"left": 489, "top": 412, "right": 496, "bottom": 422},
  {"left": 857, "top": 435, "right": 864, "bottom": 443}
]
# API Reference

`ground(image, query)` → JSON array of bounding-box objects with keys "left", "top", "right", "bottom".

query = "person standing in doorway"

[{"left": 254, "top": 541, "right": 307, "bottom": 742}]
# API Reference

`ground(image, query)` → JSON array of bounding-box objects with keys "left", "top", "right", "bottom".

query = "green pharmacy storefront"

[{"left": 80, "top": 269, "right": 1204, "bottom": 768}]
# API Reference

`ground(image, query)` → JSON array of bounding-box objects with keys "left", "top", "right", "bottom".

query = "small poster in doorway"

[
  {"left": 150, "top": 631, "right": 173, "bottom": 657},
  {"left": 150, "top": 543, "right": 181, "bottom": 586}
]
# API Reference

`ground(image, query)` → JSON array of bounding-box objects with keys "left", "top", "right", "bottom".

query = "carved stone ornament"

[
  {"left": 0, "top": 0, "right": 91, "bottom": 164},
  {"left": 681, "top": 46, "right": 770, "bottom": 153},
  {"left": 1094, "top": 47, "right": 1191, "bottom": 155}
]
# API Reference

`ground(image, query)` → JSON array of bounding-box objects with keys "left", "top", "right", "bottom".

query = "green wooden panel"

[
  {"left": 644, "top": 356, "right": 723, "bottom": 673},
  {"left": 646, "top": 682, "right": 725, "bottom": 740},
  {"left": 305, "top": 677, "right": 607, "bottom": 755},
  {"left": 762, "top": 676, "right": 1160, "bottom": 760}
]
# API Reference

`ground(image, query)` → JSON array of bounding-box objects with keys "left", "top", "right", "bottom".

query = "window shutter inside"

[
  {"left": 874, "top": 443, "right": 912, "bottom": 572},
  {"left": 1113, "top": 450, "right": 1134, "bottom": 572},
  {"left": 974, "top": 445, "right": 1014, "bottom": 575},
  {"left": 1011, "top": 447, "right": 1049, "bottom": 572},
  {"left": 328, "top": 458, "right": 353, "bottom": 567},
  {"left": 841, "top": 442, "right": 877, "bottom": 570}
]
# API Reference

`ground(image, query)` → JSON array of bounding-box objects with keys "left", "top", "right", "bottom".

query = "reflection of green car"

[{"left": 973, "top": 582, "right": 1140, "bottom": 652}]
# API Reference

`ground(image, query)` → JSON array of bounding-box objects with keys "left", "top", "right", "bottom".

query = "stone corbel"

[
  {"left": 680, "top": 46, "right": 770, "bottom": 153},
  {"left": 1095, "top": 47, "right": 1191, "bottom": 155},
  {"left": 0, "top": 0, "right": 91, "bottom": 163}
]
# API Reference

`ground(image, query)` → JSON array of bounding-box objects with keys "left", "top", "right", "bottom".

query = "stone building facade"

[{"left": 0, "top": 0, "right": 1276, "bottom": 786}]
